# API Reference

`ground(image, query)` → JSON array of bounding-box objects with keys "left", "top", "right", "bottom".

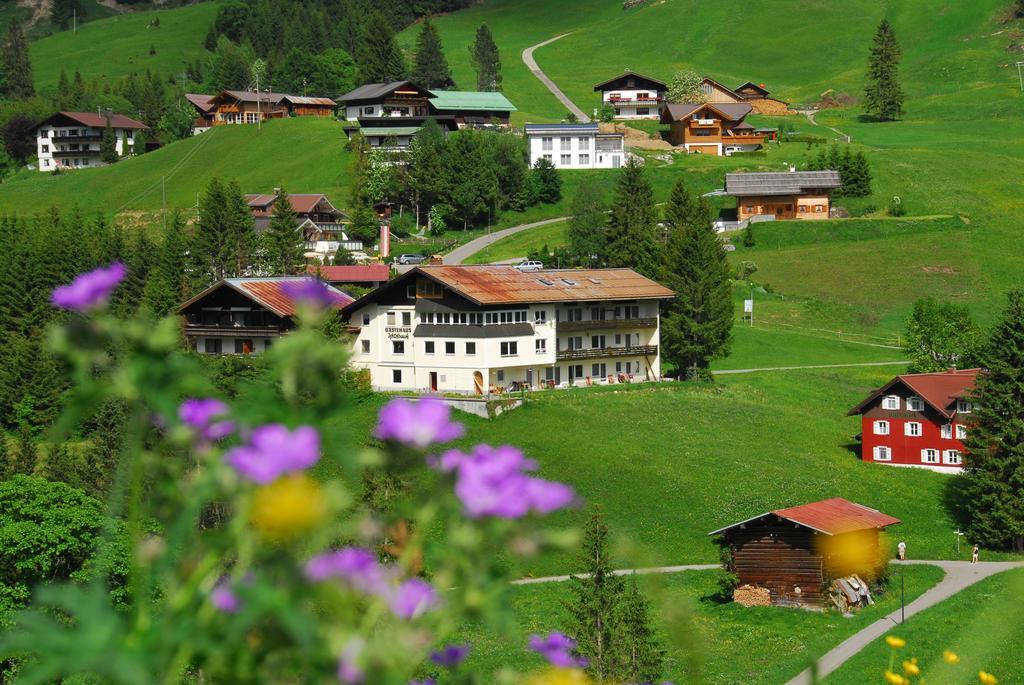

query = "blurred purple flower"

[
  {"left": 408, "top": 681, "right": 437, "bottom": 685},
  {"left": 389, "top": 578, "right": 439, "bottom": 619},
  {"left": 430, "top": 644, "right": 470, "bottom": 668},
  {"left": 179, "top": 398, "right": 235, "bottom": 441},
  {"left": 338, "top": 638, "right": 365, "bottom": 684},
  {"left": 283, "top": 278, "right": 344, "bottom": 309},
  {"left": 225, "top": 424, "right": 319, "bottom": 483},
  {"left": 304, "top": 547, "right": 392, "bottom": 594},
  {"left": 51, "top": 261, "right": 126, "bottom": 311},
  {"left": 210, "top": 580, "right": 241, "bottom": 614},
  {"left": 528, "top": 632, "right": 587, "bottom": 668},
  {"left": 439, "top": 445, "right": 576, "bottom": 519},
  {"left": 375, "top": 397, "right": 464, "bottom": 448}
]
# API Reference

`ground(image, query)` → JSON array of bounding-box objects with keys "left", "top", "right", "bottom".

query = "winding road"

[
  {"left": 522, "top": 34, "right": 590, "bottom": 122},
  {"left": 442, "top": 217, "right": 569, "bottom": 265}
]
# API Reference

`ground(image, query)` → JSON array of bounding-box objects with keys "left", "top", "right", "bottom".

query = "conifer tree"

[
  {"left": 863, "top": 19, "right": 904, "bottom": 121},
  {"left": 566, "top": 511, "right": 624, "bottom": 683},
  {"left": 469, "top": 24, "right": 501, "bottom": 91},
  {"left": 263, "top": 189, "right": 304, "bottom": 275},
  {"left": 411, "top": 19, "right": 454, "bottom": 89},
  {"left": 143, "top": 212, "right": 188, "bottom": 316},
  {"left": 1, "top": 18, "right": 35, "bottom": 100},
  {"left": 567, "top": 179, "right": 607, "bottom": 266},
  {"left": 614, "top": 575, "right": 664, "bottom": 685},
  {"left": 960, "top": 290, "right": 1024, "bottom": 552},
  {"left": 530, "top": 157, "right": 561, "bottom": 204},
  {"left": 356, "top": 12, "right": 407, "bottom": 84},
  {"left": 347, "top": 203, "right": 379, "bottom": 244},
  {"left": 226, "top": 179, "right": 256, "bottom": 277},
  {"left": 408, "top": 120, "right": 447, "bottom": 228},
  {"left": 844, "top": 151, "right": 872, "bottom": 197},
  {"left": 57, "top": 69, "right": 71, "bottom": 109},
  {"left": 444, "top": 130, "right": 497, "bottom": 229},
  {"left": 101, "top": 119, "right": 119, "bottom": 164},
  {"left": 192, "top": 177, "right": 235, "bottom": 285},
  {"left": 661, "top": 177, "right": 733, "bottom": 379},
  {"left": 70, "top": 70, "right": 86, "bottom": 108},
  {"left": 604, "top": 157, "right": 660, "bottom": 279}
]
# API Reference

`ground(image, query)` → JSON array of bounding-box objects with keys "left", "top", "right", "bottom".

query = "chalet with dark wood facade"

[
  {"left": 244, "top": 193, "right": 358, "bottom": 259},
  {"left": 659, "top": 101, "right": 763, "bottom": 155},
  {"left": 734, "top": 81, "right": 771, "bottom": 100},
  {"left": 710, "top": 498, "right": 900, "bottom": 607},
  {"left": 202, "top": 91, "right": 336, "bottom": 126},
  {"left": 185, "top": 93, "right": 215, "bottom": 133},
  {"left": 724, "top": 170, "right": 842, "bottom": 220},
  {"left": 593, "top": 71, "right": 667, "bottom": 119},
  {"left": 849, "top": 368, "right": 980, "bottom": 471},
  {"left": 179, "top": 277, "right": 353, "bottom": 355}
]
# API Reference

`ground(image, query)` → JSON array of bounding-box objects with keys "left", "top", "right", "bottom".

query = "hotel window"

[
  {"left": 921, "top": 449, "right": 940, "bottom": 464},
  {"left": 362, "top": 313, "right": 370, "bottom": 325},
  {"left": 204, "top": 338, "right": 222, "bottom": 354},
  {"left": 578, "top": 136, "right": 589, "bottom": 148},
  {"left": 568, "top": 336, "right": 583, "bottom": 351},
  {"left": 496, "top": 370, "right": 505, "bottom": 382},
  {"left": 591, "top": 307, "right": 605, "bottom": 321},
  {"left": 874, "top": 420, "right": 890, "bottom": 435},
  {"left": 907, "top": 396, "right": 924, "bottom": 411},
  {"left": 387, "top": 312, "right": 396, "bottom": 326},
  {"left": 560, "top": 154, "right": 571, "bottom": 166},
  {"left": 392, "top": 340, "right": 405, "bottom": 354},
  {"left": 425, "top": 341, "right": 435, "bottom": 354},
  {"left": 882, "top": 395, "right": 900, "bottom": 410},
  {"left": 567, "top": 308, "right": 583, "bottom": 322},
  {"left": 943, "top": 450, "right": 962, "bottom": 465},
  {"left": 542, "top": 154, "right": 552, "bottom": 162},
  {"left": 957, "top": 399, "right": 972, "bottom": 413},
  {"left": 873, "top": 446, "right": 892, "bottom": 461},
  {"left": 536, "top": 338, "right": 547, "bottom": 353},
  {"left": 591, "top": 335, "right": 606, "bottom": 349},
  {"left": 535, "top": 310, "right": 546, "bottom": 323},
  {"left": 956, "top": 424, "right": 967, "bottom": 440},
  {"left": 361, "top": 340, "right": 370, "bottom": 353},
  {"left": 615, "top": 334, "right": 622, "bottom": 345},
  {"left": 500, "top": 341, "right": 518, "bottom": 357},
  {"left": 541, "top": 136, "right": 553, "bottom": 151},
  {"left": 578, "top": 154, "right": 590, "bottom": 165},
  {"left": 402, "top": 312, "right": 411, "bottom": 326},
  {"left": 636, "top": 108, "right": 649, "bottom": 116},
  {"left": 393, "top": 369, "right": 402, "bottom": 383},
  {"left": 560, "top": 136, "right": 571, "bottom": 151},
  {"left": 445, "top": 341, "right": 455, "bottom": 355},
  {"left": 465, "top": 342, "right": 476, "bottom": 355},
  {"left": 592, "top": 363, "right": 607, "bottom": 377},
  {"left": 905, "top": 422, "right": 922, "bottom": 437},
  {"left": 234, "top": 339, "right": 254, "bottom": 354},
  {"left": 941, "top": 424, "right": 953, "bottom": 439}
]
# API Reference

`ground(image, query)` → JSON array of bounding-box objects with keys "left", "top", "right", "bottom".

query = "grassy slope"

[
  {"left": 454, "top": 565, "right": 944, "bottom": 685},
  {"left": 825, "top": 568, "right": 1024, "bottom": 685},
  {"left": 28, "top": 1, "right": 217, "bottom": 92}
]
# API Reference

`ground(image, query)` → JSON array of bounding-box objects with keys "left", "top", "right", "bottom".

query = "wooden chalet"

[
  {"left": 593, "top": 71, "right": 668, "bottom": 119},
  {"left": 184, "top": 93, "right": 215, "bottom": 132},
  {"left": 734, "top": 81, "right": 771, "bottom": 100},
  {"left": 659, "top": 101, "right": 763, "bottom": 155},
  {"left": 709, "top": 498, "right": 900, "bottom": 607},
  {"left": 205, "top": 91, "right": 336, "bottom": 125},
  {"left": 697, "top": 77, "right": 744, "bottom": 104},
  {"left": 724, "top": 170, "right": 841, "bottom": 220},
  {"left": 244, "top": 193, "right": 358, "bottom": 257},
  {"left": 338, "top": 81, "right": 434, "bottom": 120}
]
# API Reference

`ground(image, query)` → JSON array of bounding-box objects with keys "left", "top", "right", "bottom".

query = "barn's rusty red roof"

[
  {"left": 848, "top": 368, "right": 981, "bottom": 418},
  {"left": 307, "top": 264, "right": 390, "bottom": 283},
  {"left": 178, "top": 278, "right": 353, "bottom": 318},
  {"left": 709, "top": 498, "right": 901, "bottom": 537}
]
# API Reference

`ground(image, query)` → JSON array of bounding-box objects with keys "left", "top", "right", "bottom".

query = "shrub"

[{"left": 889, "top": 196, "right": 906, "bottom": 216}]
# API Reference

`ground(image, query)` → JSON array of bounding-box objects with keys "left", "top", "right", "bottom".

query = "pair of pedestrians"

[{"left": 896, "top": 540, "right": 979, "bottom": 563}]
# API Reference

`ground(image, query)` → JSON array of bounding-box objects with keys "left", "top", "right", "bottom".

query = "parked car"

[
  {"left": 397, "top": 254, "right": 426, "bottom": 265},
  {"left": 514, "top": 259, "right": 544, "bottom": 272}
]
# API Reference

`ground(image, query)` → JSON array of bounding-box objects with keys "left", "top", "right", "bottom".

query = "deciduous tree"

[
  {"left": 903, "top": 297, "right": 982, "bottom": 373},
  {"left": 666, "top": 69, "right": 704, "bottom": 104}
]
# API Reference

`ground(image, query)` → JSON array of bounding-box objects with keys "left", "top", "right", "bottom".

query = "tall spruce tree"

[
  {"left": 411, "top": 19, "right": 454, "bottom": 89},
  {"left": 469, "top": 24, "right": 501, "bottom": 91},
  {"left": 530, "top": 157, "right": 561, "bottom": 204},
  {"left": 960, "top": 290, "right": 1024, "bottom": 552},
  {"left": 566, "top": 511, "right": 625, "bottom": 683},
  {"left": 143, "top": 211, "right": 189, "bottom": 316},
  {"left": 226, "top": 179, "right": 256, "bottom": 277},
  {"left": 863, "top": 19, "right": 904, "bottom": 121},
  {"left": 1, "top": 18, "right": 35, "bottom": 100},
  {"left": 614, "top": 575, "right": 664, "bottom": 684},
  {"left": 444, "top": 130, "right": 497, "bottom": 229},
  {"left": 845, "top": 151, "right": 872, "bottom": 197},
  {"left": 356, "top": 12, "right": 407, "bottom": 84},
  {"left": 567, "top": 179, "right": 607, "bottom": 266},
  {"left": 604, "top": 157, "right": 660, "bottom": 278},
  {"left": 263, "top": 189, "right": 304, "bottom": 275},
  {"left": 661, "top": 177, "right": 733, "bottom": 379},
  {"left": 100, "top": 120, "right": 119, "bottom": 164},
  {"left": 192, "top": 177, "right": 236, "bottom": 285},
  {"left": 408, "top": 119, "right": 448, "bottom": 228}
]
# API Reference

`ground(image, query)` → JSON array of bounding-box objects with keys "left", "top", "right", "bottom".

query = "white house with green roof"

[{"left": 428, "top": 90, "right": 517, "bottom": 127}]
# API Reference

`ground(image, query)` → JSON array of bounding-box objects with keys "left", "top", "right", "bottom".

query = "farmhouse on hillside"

[
  {"left": 658, "top": 101, "right": 763, "bottom": 155},
  {"left": 245, "top": 192, "right": 361, "bottom": 260},
  {"left": 342, "top": 265, "right": 673, "bottom": 394},
  {"left": 179, "top": 277, "right": 353, "bottom": 355},
  {"left": 848, "top": 368, "right": 980, "bottom": 471},
  {"left": 593, "top": 71, "right": 667, "bottom": 119},
  {"left": 709, "top": 498, "right": 900, "bottom": 608},
  {"left": 524, "top": 123, "right": 625, "bottom": 169},
  {"left": 185, "top": 93, "right": 216, "bottom": 133},
  {"left": 201, "top": 91, "right": 337, "bottom": 126},
  {"left": 734, "top": 81, "right": 771, "bottom": 100},
  {"left": 34, "top": 111, "right": 148, "bottom": 171},
  {"left": 724, "top": 170, "right": 842, "bottom": 220}
]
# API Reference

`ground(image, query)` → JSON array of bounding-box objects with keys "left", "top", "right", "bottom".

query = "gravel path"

[{"left": 522, "top": 34, "right": 590, "bottom": 122}]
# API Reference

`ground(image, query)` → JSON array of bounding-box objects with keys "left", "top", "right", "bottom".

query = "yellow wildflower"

[
  {"left": 902, "top": 659, "right": 921, "bottom": 677},
  {"left": 978, "top": 672, "right": 998, "bottom": 685},
  {"left": 943, "top": 650, "right": 960, "bottom": 665},
  {"left": 525, "top": 668, "right": 591, "bottom": 685},
  {"left": 885, "top": 636, "right": 907, "bottom": 649},
  {"left": 250, "top": 474, "right": 327, "bottom": 540},
  {"left": 884, "top": 670, "right": 909, "bottom": 685}
]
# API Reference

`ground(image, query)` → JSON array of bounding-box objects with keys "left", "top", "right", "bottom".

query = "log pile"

[
  {"left": 828, "top": 574, "right": 874, "bottom": 614},
  {"left": 733, "top": 584, "right": 772, "bottom": 607},
  {"left": 750, "top": 98, "right": 797, "bottom": 116}
]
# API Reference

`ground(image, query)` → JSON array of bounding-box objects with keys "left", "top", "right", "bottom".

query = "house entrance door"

[
  {"left": 429, "top": 372, "right": 438, "bottom": 392},
  {"left": 526, "top": 369, "right": 533, "bottom": 389}
]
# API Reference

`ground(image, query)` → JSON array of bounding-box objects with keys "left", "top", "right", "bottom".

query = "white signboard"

[{"left": 744, "top": 299, "right": 754, "bottom": 313}]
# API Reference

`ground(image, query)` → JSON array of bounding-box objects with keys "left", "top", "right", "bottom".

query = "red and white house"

[{"left": 848, "top": 369, "right": 981, "bottom": 471}]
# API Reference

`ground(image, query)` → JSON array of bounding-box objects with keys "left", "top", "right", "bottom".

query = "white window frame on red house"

[
  {"left": 957, "top": 399, "right": 972, "bottom": 413},
  {"left": 921, "top": 448, "right": 940, "bottom": 464},
  {"left": 873, "top": 446, "right": 892, "bottom": 461},
  {"left": 941, "top": 424, "right": 953, "bottom": 439},
  {"left": 943, "top": 450, "right": 962, "bottom": 465},
  {"left": 906, "top": 396, "right": 924, "bottom": 411},
  {"left": 905, "top": 422, "right": 922, "bottom": 437},
  {"left": 956, "top": 424, "right": 967, "bottom": 440},
  {"left": 873, "top": 420, "right": 890, "bottom": 435},
  {"left": 883, "top": 395, "right": 900, "bottom": 410}
]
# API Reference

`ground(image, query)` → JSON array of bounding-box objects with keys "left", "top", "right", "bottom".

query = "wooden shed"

[{"left": 708, "top": 498, "right": 900, "bottom": 607}]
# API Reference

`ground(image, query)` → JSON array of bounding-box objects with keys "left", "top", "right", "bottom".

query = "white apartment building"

[
  {"left": 524, "top": 123, "right": 625, "bottom": 170},
  {"left": 343, "top": 265, "right": 674, "bottom": 394},
  {"left": 34, "top": 111, "right": 148, "bottom": 172},
  {"left": 592, "top": 71, "right": 667, "bottom": 120}
]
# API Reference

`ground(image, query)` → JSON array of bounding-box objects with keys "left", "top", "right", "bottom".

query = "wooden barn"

[{"left": 708, "top": 498, "right": 900, "bottom": 607}]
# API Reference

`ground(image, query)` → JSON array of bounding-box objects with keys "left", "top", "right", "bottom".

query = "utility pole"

[
  {"left": 255, "top": 69, "right": 261, "bottom": 130},
  {"left": 73, "top": 8, "right": 77, "bottom": 33},
  {"left": 162, "top": 176, "right": 167, "bottom": 232}
]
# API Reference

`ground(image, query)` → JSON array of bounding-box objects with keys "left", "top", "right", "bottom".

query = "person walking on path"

[
  {"left": 971, "top": 544, "right": 979, "bottom": 564},
  {"left": 897, "top": 540, "right": 906, "bottom": 560}
]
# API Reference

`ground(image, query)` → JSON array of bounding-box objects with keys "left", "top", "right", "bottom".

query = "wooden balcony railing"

[
  {"left": 558, "top": 317, "right": 658, "bottom": 332},
  {"left": 184, "top": 323, "right": 282, "bottom": 337},
  {"left": 556, "top": 344, "right": 657, "bottom": 361}
]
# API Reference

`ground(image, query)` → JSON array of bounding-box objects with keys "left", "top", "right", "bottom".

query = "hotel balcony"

[
  {"left": 556, "top": 344, "right": 657, "bottom": 361},
  {"left": 558, "top": 317, "right": 658, "bottom": 333},
  {"left": 184, "top": 323, "right": 282, "bottom": 337}
]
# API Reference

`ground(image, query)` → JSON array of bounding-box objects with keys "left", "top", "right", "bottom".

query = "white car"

[{"left": 514, "top": 260, "right": 544, "bottom": 272}]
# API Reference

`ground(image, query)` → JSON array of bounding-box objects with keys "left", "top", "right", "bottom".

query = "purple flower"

[
  {"left": 375, "top": 397, "right": 464, "bottom": 448},
  {"left": 304, "top": 547, "right": 392, "bottom": 594},
  {"left": 179, "top": 398, "right": 235, "bottom": 441},
  {"left": 528, "top": 632, "right": 588, "bottom": 668},
  {"left": 225, "top": 424, "right": 320, "bottom": 483},
  {"left": 338, "top": 638, "right": 365, "bottom": 684},
  {"left": 389, "top": 578, "right": 439, "bottom": 619},
  {"left": 408, "top": 681, "right": 437, "bottom": 685},
  {"left": 439, "top": 445, "right": 576, "bottom": 519},
  {"left": 283, "top": 278, "right": 345, "bottom": 309},
  {"left": 430, "top": 644, "right": 470, "bottom": 668},
  {"left": 210, "top": 580, "right": 241, "bottom": 614},
  {"left": 51, "top": 262, "right": 127, "bottom": 311}
]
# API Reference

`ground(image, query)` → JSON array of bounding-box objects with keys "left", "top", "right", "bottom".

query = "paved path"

[
  {"left": 785, "top": 560, "right": 1024, "bottom": 685},
  {"left": 513, "top": 564, "right": 718, "bottom": 586},
  {"left": 712, "top": 361, "right": 908, "bottom": 376},
  {"left": 443, "top": 217, "right": 569, "bottom": 265},
  {"left": 522, "top": 34, "right": 590, "bottom": 122}
]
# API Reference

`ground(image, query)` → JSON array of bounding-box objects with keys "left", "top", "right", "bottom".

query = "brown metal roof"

[
  {"left": 307, "top": 264, "right": 390, "bottom": 283},
  {"left": 185, "top": 93, "right": 215, "bottom": 112},
  {"left": 38, "top": 111, "right": 149, "bottom": 130},
  {"left": 848, "top": 368, "right": 982, "bottom": 419},
  {"left": 709, "top": 498, "right": 901, "bottom": 537}
]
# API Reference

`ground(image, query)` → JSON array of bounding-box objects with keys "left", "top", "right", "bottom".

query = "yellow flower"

[
  {"left": 525, "top": 668, "right": 591, "bottom": 685},
  {"left": 943, "top": 650, "right": 960, "bottom": 665},
  {"left": 250, "top": 474, "right": 327, "bottom": 540},
  {"left": 978, "top": 672, "right": 998, "bottom": 685},
  {"left": 885, "top": 636, "right": 907, "bottom": 649},
  {"left": 885, "top": 670, "right": 909, "bottom": 685},
  {"left": 902, "top": 659, "right": 921, "bottom": 677}
]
